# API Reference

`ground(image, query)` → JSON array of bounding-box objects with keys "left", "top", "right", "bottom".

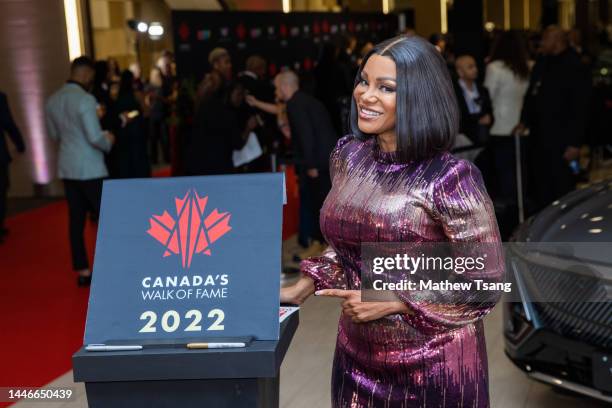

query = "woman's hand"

[
  {"left": 245, "top": 94, "right": 258, "bottom": 107},
  {"left": 280, "top": 276, "right": 315, "bottom": 305},
  {"left": 478, "top": 114, "right": 492, "bottom": 126},
  {"left": 512, "top": 122, "right": 526, "bottom": 136},
  {"left": 315, "top": 289, "right": 411, "bottom": 323},
  {"left": 103, "top": 131, "right": 116, "bottom": 146}
]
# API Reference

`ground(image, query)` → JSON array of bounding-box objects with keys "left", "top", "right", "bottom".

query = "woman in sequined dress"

[{"left": 280, "top": 36, "right": 503, "bottom": 408}]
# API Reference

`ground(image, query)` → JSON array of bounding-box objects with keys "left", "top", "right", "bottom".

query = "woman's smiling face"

[{"left": 353, "top": 54, "right": 397, "bottom": 136}]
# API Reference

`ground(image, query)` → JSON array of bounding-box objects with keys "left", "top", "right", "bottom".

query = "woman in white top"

[{"left": 484, "top": 30, "right": 530, "bottom": 231}]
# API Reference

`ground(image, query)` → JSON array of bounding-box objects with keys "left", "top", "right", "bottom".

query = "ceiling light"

[{"left": 148, "top": 22, "right": 164, "bottom": 39}]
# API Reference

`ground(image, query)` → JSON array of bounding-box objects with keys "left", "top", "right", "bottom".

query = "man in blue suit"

[
  {"left": 46, "top": 56, "right": 115, "bottom": 286},
  {"left": 0, "top": 91, "right": 26, "bottom": 243}
]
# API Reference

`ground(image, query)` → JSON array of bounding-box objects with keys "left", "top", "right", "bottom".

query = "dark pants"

[
  {"left": 490, "top": 135, "right": 525, "bottom": 202},
  {"left": 0, "top": 163, "right": 8, "bottom": 229},
  {"left": 149, "top": 117, "right": 169, "bottom": 164},
  {"left": 489, "top": 136, "right": 528, "bottom": 238},
  {"left": 298, "top": 177, "right": 314, "bottom": 248},
  {"left": 530, "top": 142, "right": 575, "bottom": 213},
  {"left": 305, "top": 169, "right": 331, "bottom": 243},
  {"left": 63, "top": 179, "right": 103, "bottom": 271}
]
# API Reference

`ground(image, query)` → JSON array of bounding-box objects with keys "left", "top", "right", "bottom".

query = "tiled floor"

[{"left": 11, "top": 298, "right": 609, "bottom": 408}]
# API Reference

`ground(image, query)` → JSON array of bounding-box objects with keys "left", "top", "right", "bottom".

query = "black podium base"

[
  {"left": 73, "top": 312, "right": 298, "bottom": 408},
  {"left": 85, "top": 377, "right": 278, "bottom": 408}
]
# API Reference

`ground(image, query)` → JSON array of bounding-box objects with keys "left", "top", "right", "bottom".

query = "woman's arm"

[
  {"left": 280, "top": 247, "right": 346, "bottom": 305},
  {"left": 245, "top": 95, "right": 279, "bottom": 115},
  {"left": 300, "top": 247, "right": 347, "bottom": 291},
  {"left": 316, "top": 289, "right": 411, "bottom": 323},
  {"left": 281, "top": 276, "right": 315, "bottom": 305},
  {"left": 397, "top": 159, "right": 504, "bottom": 334}
]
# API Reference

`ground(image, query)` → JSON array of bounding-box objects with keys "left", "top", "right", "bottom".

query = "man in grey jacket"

[{"left": 46, "top": 56, "right": 115, "bottom": 286}]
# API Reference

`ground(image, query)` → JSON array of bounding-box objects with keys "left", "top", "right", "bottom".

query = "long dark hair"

[
  {"left": 489, "top": 30, "right": 530, "bottom": 79},
  {"left": 94, "top": 60, "right": 109, "bottom": 88},
  {"left": 350, "top": 35, "right": 458, "bottom": 163},
  {"left": 119, "top": 70, "right": 134, "bottom": 96}
]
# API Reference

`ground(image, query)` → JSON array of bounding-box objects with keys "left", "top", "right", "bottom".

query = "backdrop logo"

[{"left": 147, "top": 189, "right": 232, "bottom": 269}]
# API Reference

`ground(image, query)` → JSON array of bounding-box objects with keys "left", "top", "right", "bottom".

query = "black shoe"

[
  {"left": 0, "top": 227, "right": 8, "bottom": 237},
  {"left": 77, "top": 275, "right": 92, "bottom": 287}
]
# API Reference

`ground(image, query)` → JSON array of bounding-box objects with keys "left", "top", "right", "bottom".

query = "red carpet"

[{"left": 0, "top": 201, "right": 95, "bottom": 407}]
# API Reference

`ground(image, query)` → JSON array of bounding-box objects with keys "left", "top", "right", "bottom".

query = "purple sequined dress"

[{"left": 301, "top": 135, "right": 503, "bottom": 408}]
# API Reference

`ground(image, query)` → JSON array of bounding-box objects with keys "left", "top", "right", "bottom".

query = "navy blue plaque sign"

[{"left": 84, "top": 173, "right": 284, "bottom": 344}]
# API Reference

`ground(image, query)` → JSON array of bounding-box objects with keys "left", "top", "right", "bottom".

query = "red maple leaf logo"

[{"left": 147, "top": 189, "right": 231, "bottom": 269}]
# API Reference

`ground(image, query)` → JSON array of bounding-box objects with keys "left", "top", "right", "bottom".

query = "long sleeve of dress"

[
  {"left": 398, "top": 159, "right": 504, "bottom": 334},
  {"left": 300, "top": 247, "right": 347, "bottom": 291}
]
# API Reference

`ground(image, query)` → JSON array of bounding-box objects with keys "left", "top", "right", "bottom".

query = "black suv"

[{"left": 504, "top": 180, "right": 612, "bottom": 403}]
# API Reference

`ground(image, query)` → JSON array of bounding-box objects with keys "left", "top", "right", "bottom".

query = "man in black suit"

[
  {"left": 516, "top": 26, "right": 590, "bottom": 212},
  {"left": 238, "top": 55, "right": 274, "bottom": 102},
  {"left": 0, "top": 91, "right": 26, "bottom": 242},
  {"left": 274, "top": 70, "right": 337, "bottom": 257},
  {"left": 453, "top": 55, "right": 493, "bottom": 145},
  {"left": 238, "top": 55, "right": 280, "bottom": 171}
]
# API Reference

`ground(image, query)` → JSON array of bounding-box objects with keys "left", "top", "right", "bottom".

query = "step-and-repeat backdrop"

[{"left": 172, "top": 11, "right": 402, "bottom": 80}]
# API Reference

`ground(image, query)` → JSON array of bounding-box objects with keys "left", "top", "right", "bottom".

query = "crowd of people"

[
  {"left": 446, "top": 26, "right": 595, "bottom": 237},
  {"left": 1, "top": 22, "right": 608, "bottom": 282},
  {"left": 91, "top": 52, "right": 177, "bottom": 177}
]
